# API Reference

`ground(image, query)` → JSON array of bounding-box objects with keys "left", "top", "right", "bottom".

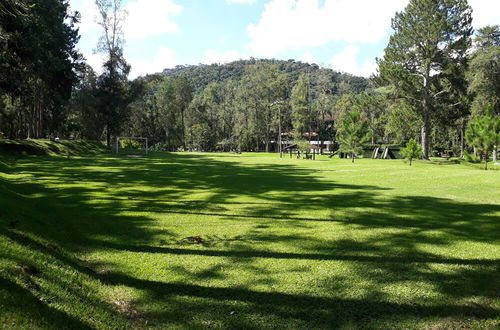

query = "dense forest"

[
  {"left": 124, "top": 60, "right": 371, "bottom": 152},
  {"left": 1, "top": 0, "right": 499, "bottom": 162}
]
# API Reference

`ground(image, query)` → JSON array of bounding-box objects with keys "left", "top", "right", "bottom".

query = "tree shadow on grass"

[
  {"left": 97, "top": 242, "right": 500, "bottom": 266},
  {"left": 1, "top": 152, "right": 499, "bottom": 328},
  {"left": 5, "top": 226, "right": 495, "bottom": 329},
  {"left": 0, "top": 228, "right": 135, "bottom": 329},
  {"left": 94, "top": 269, "right": 499, "bottom": 329},
  {"left": 0, "top": 277, "right": 92, "bottom": 329},
  {"left": 3, "top": 152, "right": 390, "bottom": 250}
]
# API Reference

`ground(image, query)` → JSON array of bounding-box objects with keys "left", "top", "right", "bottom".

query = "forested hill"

[
  {"left": 110, "top": 58, "right": 373, "bottom": 152},
  {"left": 161, "top": 59, "right": 370, "bottom": 93}
]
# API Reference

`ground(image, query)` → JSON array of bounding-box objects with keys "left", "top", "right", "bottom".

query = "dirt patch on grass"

[{"left": 108, "top": 298, "right": 146, "bottom": 328}]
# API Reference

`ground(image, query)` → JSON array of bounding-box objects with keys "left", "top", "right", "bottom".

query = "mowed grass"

[{"left": 1, "top": 150, "right": 499, "bottom": 329}]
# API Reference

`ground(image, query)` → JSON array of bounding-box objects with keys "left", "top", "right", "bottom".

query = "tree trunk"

[
  {"left": 460, "top": 119, "right": 466, "bottom": 158},
  {"left": 493, "top": 145, "right": 497, "bottom": 163},
  {"left": 351, "top": 153, "right": 355, "bottom": 163},
  {"left": 265, "top": 123, "right": 270, "bottom": 152},
  {"left": 371, "top": 113, "right": 376, "bottom": 144},
  {"left": 421, "top": 115, "right": 431, "bottom": 159},
  {"left": 421, "top": 69, "right": 431, "bottom": 160},
  {"left": 106, "top": 125, "right": 112, "bottom": 148},
  {"left": 181, "top": 108, "right": 185, "bottom": 148}
]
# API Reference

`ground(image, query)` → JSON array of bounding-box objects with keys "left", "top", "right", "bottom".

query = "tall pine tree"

[{"left": 377, "top": 0, "right": 473, "bottom": 159}]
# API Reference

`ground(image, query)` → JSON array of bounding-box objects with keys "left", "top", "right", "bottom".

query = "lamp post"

[{"left": 271, "top": 100, "right": 285, "bottom": 158}]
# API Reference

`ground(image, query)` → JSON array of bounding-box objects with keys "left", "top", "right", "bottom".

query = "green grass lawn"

[{"left": 1, "top": 147, "right": 499, "bottom": 329}]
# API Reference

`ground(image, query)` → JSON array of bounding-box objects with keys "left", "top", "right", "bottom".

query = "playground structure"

[
  {"left": 280, "top": 143, "right": 401, "bottom": 160},
  {"left": 371, "top": 146, "right": 398, "bottom": 159},
  {"left": 328, "top": 146, "right": 401, "bottom": 159},
  {"left": 282, "top": 144, "right": 319, "bottom": 160}
]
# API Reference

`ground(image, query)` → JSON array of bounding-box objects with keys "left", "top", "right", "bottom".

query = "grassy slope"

[{"left": 0, "top": 146, "right": 499, "bottom": 329}]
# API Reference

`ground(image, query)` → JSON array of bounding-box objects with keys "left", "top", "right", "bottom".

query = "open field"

[{"left": 1, "top": 146, "right": 499, "bottom": 329}]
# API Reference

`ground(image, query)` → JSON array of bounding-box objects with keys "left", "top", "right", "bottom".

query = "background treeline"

[
  {"left": 0, "top": 0, "right": 80, "bottom": 139},
  {"left": 124, "top": 60, "right": 371, "bottom": 152},
  {"left": 1, "top": 0, "right": 499, "bottom": 160}
]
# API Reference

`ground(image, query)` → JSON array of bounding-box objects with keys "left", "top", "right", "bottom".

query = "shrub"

[
  {"left": 400, "top": 139, "right": 422, "bottom": 166},
  {"left": 463, "top": 150, "right": 481, "bottom": 163},
  {"left": 151, "top": 143, "right": 168, "bottom": 152}
]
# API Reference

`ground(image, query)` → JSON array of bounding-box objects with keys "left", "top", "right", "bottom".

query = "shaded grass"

[{"left": 0, "top": 148, "right": 499, "bottom": 329}]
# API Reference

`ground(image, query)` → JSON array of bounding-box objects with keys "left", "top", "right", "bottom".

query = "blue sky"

[{"left": 69, "top": 0, "right": 500, "bottom": 79}]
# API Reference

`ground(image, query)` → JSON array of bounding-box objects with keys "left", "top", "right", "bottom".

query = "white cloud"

[
  {"left": 247, "top": 0, "right": 407, "bottom": 57},
  {"left": 69, "top": 0, "right": 101, "bottom": 70},
  {"left": 201, "top": 50, "right": 250, "bottom": 64},
  {"left": 330, "top": 45, "right": 377, "bottom": 77},
  {"left": 84, "top": 53, "right": 106, "bottom": 73},
  {"left": 129, "top": 46, "right": 178, "bottom": 78},
  {"left": 69, "top": 0, "right": 182, "bottom": 73},
  {"left": 226, "top": 0, "right": 256, "bottom": 4},
  {"left": 469, "top": 0, "right": 500, "bottom": 29},
  {"left": 71, "top": 0, "right": 499, "bottom": 79},
  {"left": 248, "top": 0, "right": 499, "bottom": 58},
  {"left": 69, "top": 0, "right": 182, "bottom": 41},
  {"left": 70, "top": 0, "right": 98, "bottom": 34},
  {"left": 124, "top": 0, "right": 182, "bottom": 39},
  {"left": 300, "top": 52, "right": 316, "bottom": 64}
]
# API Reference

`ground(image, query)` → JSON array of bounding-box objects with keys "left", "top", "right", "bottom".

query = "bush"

[
  {"left": 463, "top": 150, "right": 481, "bottom": 163},
  {"left": 400, "top": 139, "right": 422, "bottom": 166},
  {"left": 151, "top": 143, "right": 168, "bottom": 152}
]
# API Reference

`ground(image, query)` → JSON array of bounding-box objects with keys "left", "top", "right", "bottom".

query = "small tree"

[
  {"left": 401, "top": 139, "right": 422, "bottom": 166},
  {"left": 465, "top": 107, "right": 500, "bottom": 170},
  {"left": 337, "top": 111, "right": 370, "bottom": 163}
]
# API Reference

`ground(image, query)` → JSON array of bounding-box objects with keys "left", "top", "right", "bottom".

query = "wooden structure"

[{"left": 283, "top": 144, "right": 318, "bottom": 160}]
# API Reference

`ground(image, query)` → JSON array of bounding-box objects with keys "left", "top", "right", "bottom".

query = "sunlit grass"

[{"left": 1, "top": 148, "right": 499, "bottom": 329}]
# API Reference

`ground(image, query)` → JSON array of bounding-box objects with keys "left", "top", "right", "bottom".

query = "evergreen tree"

[
  {"left": 0, "top": 0, "right": 81, "bottom": 138},
  {"left": 291, "top": 74, "right": 310, "bottom": 137},
  {"left": 467, "top": 25, "right": 500, "bottom": 161},
  {"left": 357, "top": 91, "right": 387, "bottom": 144},
  {"left": 378, "top": 0, "right": 473, "bottom": 159},
  {"left": 467, "top": 25, "right": 500, "bottom": 117},
  {"left": 71, "top": 64, "right": 102, "bottom": 140},
  {"left": 465, "top": 106, "right": 500, "bottom": 170},
  {"left": 401, "top": 139, "right": 422, "bottom": 166},
  {"left": 172, "top": 76, "right": 193, "bottom": 148},
  {"left": 337, "top": 111, "right": 370, "bottom": 163}
]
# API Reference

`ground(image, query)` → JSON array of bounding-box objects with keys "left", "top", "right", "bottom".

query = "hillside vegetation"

[{"left": 161, "top": 59, "right": 370, "bottom": 93}]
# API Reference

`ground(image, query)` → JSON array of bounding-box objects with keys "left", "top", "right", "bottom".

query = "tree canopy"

[{"left": 378, "top": 0, "right": 473, "bottom": 159}]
